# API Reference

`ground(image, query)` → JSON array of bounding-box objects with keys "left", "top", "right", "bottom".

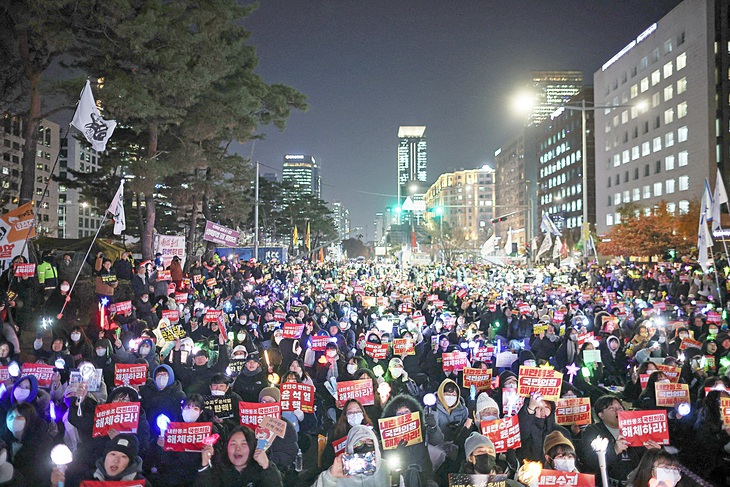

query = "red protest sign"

[
  {"left": 473, "top": 346, "right": 495, "bottom": 362},
  {"left": 310, "top": 335, "right": 331, "bottom": 352},
  {"left": 618, "top": 410, "right": 669, "bottom": 446},
  {"left": 21, "top": 363, "right": 55, "bottom": 387},
  {"left": 517, "top": 366, "right": 563, "bottom": 401},
  {"left": 92, "top": 402, "right": 141, "bottom": 438},
  {"left": 0, "top": 367, "right": 8, "bottom": 382},
  {"left": 553, "top": 311, "right": 565, "bottom": 324},
  {"left": 204, "top": 309, "right": 223, "bottom": 323},
  {"left": 378, "top": 412, "right": 422, "bottom": 450},
  {"left": 392, "top": 338, "right": 415, "bottom": 356},
  {"left": 238, "top": 402, "right": 281, "bottom": 430},
  {"left": 274, "top": 309, "right": 286, "bottom": 322},
  {"left": 163, "top": 422, "right": 212, "bottom": 452},
  {"left": 653, "top": 301, "right": 667, "bottom": 312},
  {"left": 479, "top": 415, "right": 521, "bottom": 453},
  {"left": 488, "top": 303, "right": 497, "bottom": 312},
  {"left": 656, "top": 365, "right": 681, "bottom": 382},
  {"left": 336, "top": 379, "right": 374, "bottom": 408},
  {"left": 680, "top": 337, "right": 702, "bottom": 350},
  {"left": 365, "top": 343, "right": 388, "bottom": 360},
  {"left": 174, "top": 292, "right": 188, "bottom": 304},
  {"left": 655, "top": 383, "right": 690, "bottom": 407},
  {"left": 13, "top": 263, "right": 35, "bottom": 277},
  {"left": 462, "top": 368, "right": 492, "bottom": 391},
  {"left": 111, "top": 300, "right": 132, "bottom": 314},
  {"left": 722, "top": 397, "right": 730, "bottom": 425},
  {"left": 157, "top": 270, "right": 171, "bottom": 281},
  {"left": 332, "top": 436, "right": 347, "bottom": 455},
  {"left": 639, "top": 374, "right": 651, "bottom": 390},
  {"left": 161, "top": 309, "right": 179, "bottom": 324},
  {"left": 707, "top": 311, "right": 722, "bottom": 324},
  {"left": 555, "top": 397, "right": 591, "bottom": 426},
  {"left": 538, "top": 470, "right": 595, "bottom": 487},
  {"left": 282, "top": 322, "right": 304, "bottom": 339},
  {"left": 353, "top": 285, "right": 364, "bottom": 295},
  {"left": 442, "top": 351, "right": 469, "bottom": 373},
  {"left": 517, "top": 303, "right": 530, "bottom": 315},
  {"left": 114, "top": 363, "right": 148, "bottom": 386},
  {"left": 323, "top": 282, "right": 334, "bottom": 291},
  {"left": 279, "top": 382, "right": 315, "bottom": 413},
  {"left": 577, "top": 332, "right": 594, "bottom": 347}
]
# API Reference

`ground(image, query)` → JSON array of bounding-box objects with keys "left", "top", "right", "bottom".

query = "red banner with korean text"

[
  {"left": 279, "top": 382, "right": 315, "bottom": 413},
  {"left": 114, "top": 363, "right": 148, "bottom": 386},
  {"left": 336, "top": 379, "right": 375, "bottom": 408},
  {"left": 13, "top": 263, "right": 35, "bottom": 277},
  {"left": 617, "top": 410, "right": 669, "bottom": 446},
  {"left": 21, "top": 363, "right": 55, "bottom": 387},
  {"left": 157, "top": 270, "right": 171, "bottom": 281},
  {"left": 332, "top": 436, "right": 347, "bottom": 456},
  {"left": 517, "top": 366, "right": 563, "bottom": 401},
  {"left": 640, "top": 374, "right": 650, "bottom": 390},
  {"left": 282, "top": 322, "right": 304, "bottom": 339},
  {"left": 274, "top": 309, "right": 286, "bottom": 322},
  {"left": 365, "top": 343, "right": 388, "bottom": 360},
  {"left": 161, "top": 309, "right": 179, "bottom": 323},
  {"left": 656, "top": 365, "right": 681, "bottom": 382},
  {"left": 81, "top": 482, "right": 145, "bottom": 487},
  {"left": 163, "top": 422, "right": 212, "bottom": 452},
  {"left": 238, "top": 402, "right": 281, "bottom": 430},
  {"left": 92, "top": 402, "right": 141, "bottom": 438},
  {"left": 555, "top": 397, "right": 591, "bottom": 426},
  {"left": 473, "top": 346, "right": 495, "bottom": 362},
  {"left": 442, "top": 351, "right": 469, "bottom": 373},
  {"left": 378, "top": 412, "right": 422, "bottom": 450},
  {"left": 174, "top": 292, "right": 188, "bottom": 304},
  {"left": 721, "top": 397, "right": 730, "bottom": 425},
  {"left": 538, "top": 470, "right": 595, "bottom": 487},
  {"left": 204, "top": 309, "right": 223, "bottom": 323},
  {"left": 392, "top": 338, "right": 415, "bottom": 356},
  {"left": 479, "top": 415, "right": 521, "bottom": 453},
  {"left": 462, "top": 368, "right": 492, "bottom": 392},
  {"left": 310, "top": 335, "right": 330, "bottom": 352},
  {"left": 110, "top": 300, "right": 132, "bottom": 314},
  {"left": 655, "top": 383, "right": 690, "bottom": 407}
]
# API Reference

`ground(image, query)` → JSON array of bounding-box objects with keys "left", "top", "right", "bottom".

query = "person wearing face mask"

[
  {"left": 231, "top": 356, "right": 267, "bottom": 403},
  {"left": 315, "top": 342, "right": 345, "bottom": 386},
  {"left": 625, "top": 449, "right": 683, "bottom": 487},
  {"left": 133, "top": 292, "right": 160, "bottom": 330},
  {"left": 342, "top": 356, "right": 365, "bottom": 381},
  {"left": 600, "top": 334, "right": 627, "bottom": 387},
  {"left": 139, "top": 365, "right": 185, "bottom": 438},
  {"left": 542, "top": 431, "right": 579, "bottom": 472},
  {"left": 2, "top": 402, "right": 53, "bottom": 486},
  {"left": 68, "top": 326, "right": 93, "bottom": 366},
  {"left": 171, "top": 333, "right": 229, "bottom": 396},
  {"left": 555, "top": 327, "right": 581, "bottom": 372},
  {"left": 432, "top": 378, "right": 469, "bottom": 477},
  {"left": 204, "top": 374, "right": 243, "bottom": 433},
  {"left": 384, "top": 357, "right": 419, "bottom": 398},
  {"left": 89, "top": 338, "right": 117, "bottom": 389},
  {"left": 312, "top": 425, "right": 389, "bottom": 487},
  {"left": 115, "top": 337, "right": 160, "bottom": 371},
  {"left": 321, "top": 399, "right": 375, "bottom": 471},
  {"left": 530, "top": 323, "right": 561, "bottom": 365},
  {"left": 460, "top": 432, "right": 522, "bottom": 485},
  {"left": 511, "top": 349, "right": 538, "bottom": 375},
  {"left": 132, "top": 264, "right": 152, "bottom": 298}
]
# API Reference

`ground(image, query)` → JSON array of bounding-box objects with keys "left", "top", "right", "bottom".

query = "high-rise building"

[
  {"left": 537, "top": 88, "right": 595, "bottom": 237},
  {"left": 397, "top": 126, "right": 427, "bottom": 219},
  {"left": 282, "top": 154, "right": 320, "bottom": 198},
  {"left": 330, "top": 201, "right": 351, "bottom": 240},
  {"left": 529, "top": 71, "right": 584, "bottom": 126},
  {"left": 594, "top": 0, "right": 730, "bottom": 235},
  {"left": 1, "top": 113, "right": 60, "bottom": 236},
  {"left": 58, "top": 137, "right": 105, "bottom": 238},
  {"left": 424, "top": 165, "right": 496, "bottom": 243},
  {"left": 373, "top": 212, "right": 385, "bottom": 244}
]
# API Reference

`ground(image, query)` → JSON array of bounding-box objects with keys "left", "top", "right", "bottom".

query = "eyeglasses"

[{"left": 654, "top": 465, "right": 680, "bottom": 473}]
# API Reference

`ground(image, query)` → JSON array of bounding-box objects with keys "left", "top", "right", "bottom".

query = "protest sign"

[
  {"left": 336, "top": 379, "right": 375, "bottom": 408},
  {"left": 393, "top": 338, "right": 415, "bottom": 356},
  {"left": 163, "top": 422, "right": 212, "bottom": 452},
  {"left": 442, "top": 351, "right": 469, "bottom": 373},
  {"left": 479, "top": 415, "right": 521, "bottom": 453},
  {"left": 517, "top": 366, "right": 563, "bottom": 401},
  {"left": 533, "top": 324, "right": 548, "bottom": 336},
  {"left": 161, "top": 309, "right": 179, "bottom": 324},
  {"left": 260, "top": 416, "right": 288, "bottom": 440},
  {"left": 582, "top": 350, "right": 601, "bottom": 363},
  {"left": 203, "top": 220, "right": 239, "bottom": 247},
  {"left": 656, "top": 365, "right": 681, "bottom": 382},
  {"left": 555, "top": 397, "right": 591, "bottom": 426},
  {"left": 448, "top": 474, "right": 509, "bottom": 487},
  {"left": 204, "top": 309, "right": 223, "bottom": 323},
  {"left": 537, "top": 471, "right": 595, "bottom": 487},
  {"left": 463, "top": 368, "right": 492, "bottom": 391},
  {"left": 274, "top": 309, "right": 286, "bottom": 322},
  {"left": 280, "top": 382, "right": 315, "bottom": 413},
  {"left": 362, "top": 296, "right": 377, "bottom": 308},
  {"left": 21, "top": 363, "right": 55, "bottom": 387},
  {"left": 110, "top": 300, "right": 132, "bottom": 314},
  {"left": 69, "top": 368, "right": 103, "bottom": 393},
  {"left": 680, "top": 337, "right": 702, "bottom": 350},
  {"left": 238, "top": 402, "right": 281, "bottom": 430},
  {"left": 174, "top": 292, "right": 188, "bottom": 304},
  {"left": 310, "top": 335, "right": 330, "bottom": 352},
  {"left": 158, "top": 317, "right": 186, "bottom": 341},
  {"left": 378, "top": 412, "right": 422, "bottom": 450},
  {"left": 472, "top": 346, "right": 495, "bottom": 362},
  {"left": 114, "top": 363, "right": 147, "bottom": 386},
  {"left": 721, "top": 397, "right": 730, "bottom": 425},
  {"left": 92, "top": 402, "right": 140, "bottom": 438},
  {"left": 81, "top": 482, "right": 144, "bottom": 487},
  {"left": 156, "top": 269, "right": 171, "bottom": 281},
  {"left": 332, "top": 436, "right": 348, "bottom": 455},
  {"left": 617, "top": 410, "right": 669, "bottom": 446},
  {"left": 640, "top": 374, "right": 651, "bottom": 390},
  {"left": 13, "top": 263, "right": 35, "bottom": 277},
  {"left": 553, "top": 311, "right": 565, "bottom": 325},
  {"left": 494, "top": 352, "right": 518, "bottom": 368},
  {"left": 204, "top": 395, "right": 236, "bottom": 420},
  {"left": 576, "top": 332, "right": 594, "bottom": 347},
  {"left": 655, "top": 383, "right": 690, "bottom": 407},
  {"left": 282, "top": 322, "right": 304, "bottom": 339},
  {"left": 365, "top": 343, "right": 389, "bottom": 360}
]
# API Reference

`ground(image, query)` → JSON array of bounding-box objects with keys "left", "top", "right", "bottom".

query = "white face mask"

[
  {"left": 139, "top": 346, "right": 151, "bottom": 356},
  {"left": 445, "top": 395, "right": 458, "bottom": 407},
  {"left": 71, "top": 333, "right": 81, "bottom": 342},
  {"left": 96, "top": 348, "right": 107, "bottom": 357},
  {"left": 13, "top": 388, "right": 30, "bottom": 403},
  {"left": 6, "top": 417, "right": 25, "bottom": 435},
  {"left": 327, "top": 350, "right": 337, "bottom": 358},
  {"left": 347, "top": 364, "right": 358, "bottom": 375},
  {"left": 553, "top": 458, "right": 575, "bottom": 472},
  {"left": 523, "top": 360, "right": 536, "bottom": 368},
  {"left": 210, "top": 389, "right": 225, "bottom": 396},
  {"left": 156, "top": 375, "right": 169, "bottom": 390},
  {"left": 655, "top": 467, "right": 681, "bottom": 487},
  {"left": 391, "top": 367, "right": 404, "bottom": 378},
  {"left": 347, "top": 413, "right": 364, "bottom": 427},
  {"left": 182, "top": 408, "right": 200, "bottom": 423},
  {"left": 60, "top": 284, "right": 70, "bottom": 293},
  {"left": 480, "top": 414, "right": 498, "bottom": 422}
]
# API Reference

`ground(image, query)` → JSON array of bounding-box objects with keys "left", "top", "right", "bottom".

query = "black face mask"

[
  {"left": 353, "top": 443, "right": 375, "bottom": 455},
  {"left": 473, "top": 453, "right": 496, "bottom": 474}
]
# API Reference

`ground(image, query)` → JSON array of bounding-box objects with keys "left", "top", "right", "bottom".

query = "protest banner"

[
  {"left": 13, "top": 263, "right": 35, "bottom": 277},
  {"left": 555, "top": 397, "right": 591, "bottom": 426},
  {"left": 110, "top": 300, "right": 132, "bottom": 315},
  {"left": 393, "top": 338, "right": 415, "bottom": 356},
  {"left": 365, "top": 343, "right": 389, "bottom": 360},
  {"left": 260, "top": 416, "right": 288, "bottom": 439},
  {"left": 582, "top": 350, "right": 601, "bottom": 363},
  {"left": 174, "top": 292, "right": 188, "bottom": 304},
  {"left": 640, "top": 374, "right": 651, "bottom": 390},
  {"left": 447, "top": 474, "right": 509, "bottom": 487},
  {"left": 433, "top": 299, "right": 445, "bottom": 309},
  {"left": 163, "top": 422, "right": 212, "bottom": 452},
  {"left": 517, "top": 303, "right": 530, "bottom": 315},
  {"left": 0, "top": 202, "right": 33, "bottom": 275},
  {"left": 353, "top": 285, "right": 364, "bottom": 295},
  {"left": 473, "top": 346, "right": 495, "bottom": 362},
  {"left": 280, "top": 382, "right": 315, "bottom": 413},
  {"left": 332, "top": 436, "right": 347, "bottom": 456},
  {"left": 617, "top": 410, "right": 669, "bottom": 446},
  {"left": 310, "top": 335, "right": 330, "bottom": 352},
  {"left": 161, "top": 309, "right": 179, "bottom": 324},
  {"left": 204, "top": 395, "right": 237, "bottom": 420},
  {"left": 114, "top": 363, "right": 147, "bottom": 386},
  {"left": 81, "top": 482, "right": 144, "bottom": 487},
  {"left": 479, "top": 415, "right": 521, "bottom": 453},
  {"left": 553, "top": 311, "right": 565, "bottom": 325},
  {"left": 655, "top": 383, "right": 690, "bottom": 407},
  {"left": 336, "top": 379, "right": 375, "bottom": 408},
  {"left": 601, "top": 315, "right": 618, "bottom": 333},
  {"left": 576, "top": 332, "right": 594, "bottom": 347},
  {"left": 362, "top": 296, "right": 377, "bottom": 308},
  {"left": 282, "top": 322, "right": 305, "bottom": 339},
  {"left": 21, "top": 363, "right": 55, "bottom": 387},
  {"left": 533, "top": 324, "right": 548, "bottom": 336},
  {"left": 656, "top": 365, "right": 681, "bottom": 382},
  {"left": 378, "top": 411, "right": 422, "bottom": 450},
  {"left": 203, "top": 220, "right": 239, "bottom": 247},
  {"left": 442, "top": 351, "right": 469, "bottom": 373},
  {"left": 158, "top": 317, "right": 186, "bottom": 341},
  {"left": 238, "top": 402, "right": 281, "bottom": 430},
  {"left": 680, "top": 337, "right": 702, "bottom": 350},
  {"left": 707, "top": 311, "right": 722, "bottom": 324},
  {"left": 154, "top": 234, "right": 186, "bottom": 268},
  {"left": 323, "top": 282, "right": 334, "bottom": 291},
  {"left": 721, "top": 397, "right": 730, "bottom": 425},
  {"left": 204, "top": 309, "right": 223, "bottom": 323},
  {"left": 205, "top": 277, "right": 216, "bottom": 287},
  {"left": 463, "top": 368, "right": 492, "bottom": 392},
  {"left": 157, "top": 269, "right": 171, "bottom": 281},
  {"left": 537, "top": 470, "right": 595, "bottom": 487},
  {"left": 274, "top": 309, "right": 286, "bottom": 322},
  {"left": 517, "top": 366, "right": 563, "bottom": 401},
  {"left": 92, "top": 402, "right": 140, "bottom": 438},
  {"left": 0, "top": 367, "right": 8, "bottom": 382}
]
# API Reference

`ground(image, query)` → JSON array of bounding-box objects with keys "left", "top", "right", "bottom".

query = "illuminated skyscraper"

[
  {"left": 529, "top": 71, "right": 584, "bottom": 126},
  {"left": 282, "top": 154, "right": 320, "bottom": 198},
  {"left": 397, "top": 126, "right": 427, "bottom": 212}
]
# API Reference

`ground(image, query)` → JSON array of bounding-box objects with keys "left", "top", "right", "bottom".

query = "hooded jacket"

[
  {"left": 140, "top": 364, "right": 186, "bottom": 437},
  {"left": 433, "top": 379, "right": 469, "bottom": 442},
  {"left": 312, "top": 425, "right": 390, "bottom": 487}
]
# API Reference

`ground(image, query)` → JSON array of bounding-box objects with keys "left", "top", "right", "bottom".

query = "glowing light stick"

[
  {"left": 591, "top": 436, "right": 609, "bottom": 487},
  {"left": 50, "top": 444, "right": 73, "bottom": 487}
]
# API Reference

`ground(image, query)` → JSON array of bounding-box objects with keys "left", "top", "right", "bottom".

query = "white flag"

[
  {"left": 712, "top": 168, "right": 728, "bottom": 231},
  {"left": 480, "top": 234, "right": 496, "bottom": 259},
  {"left": 107, "top": 179, "right": 126, "bottom": 235},
  {"left": 71, "top": 80, "right": 117, "bottom": 152},
  {"left": 553, "top": 235, "right": 562, "bottom": 260},
  {"left": 537, "top": 232, "right": 552, "bottom": 258},
  {"left": 540, "top": 212, "right": 562, "bottom": 236},
  {"left": 697, "top": 212, "right": 712, "bottom": 274},
  {"left": 702, "top": 178, "right": 714, "bottom": 220},
  {"left": 504, "top": 227, "right": 513, "bottom": 255}
]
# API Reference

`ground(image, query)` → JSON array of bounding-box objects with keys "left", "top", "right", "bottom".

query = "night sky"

[{"left": 235, "top": 0, "right": 683, "bottom": 239}]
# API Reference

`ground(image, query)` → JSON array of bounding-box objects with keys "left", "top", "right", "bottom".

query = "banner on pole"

[{"left": 203, "top": 221, "right": 239, "bottom": 247}]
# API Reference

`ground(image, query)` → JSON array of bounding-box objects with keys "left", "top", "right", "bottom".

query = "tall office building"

[
  {"left": 282, "top": 154, "right": 320, "bottom": 198},
  {"left": 594, "top": 0, "right": 730, "bottom": 235},
  {"left": 58, "top": 137, "right": 104, "bottom": 238},
  {"left": 330, "top": 201, "right": 351, "bottom": 240},
  {"left": 529, "top": 71, "right": 584, "bottom": 126},
  {"left": 397, "top": 126, "right": 427, "bottom": 216}
]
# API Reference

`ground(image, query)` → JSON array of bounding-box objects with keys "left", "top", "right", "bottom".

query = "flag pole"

[{"left": 708, "top": 245, "right": 724, "bottom": 308}]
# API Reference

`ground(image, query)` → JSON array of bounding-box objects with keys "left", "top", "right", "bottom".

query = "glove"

[
  {"left": 293, "top": 409, "right": 304, "bottom": 421},
  {"left": 424, "top": 412, "right": 437, "bottom": 429}
]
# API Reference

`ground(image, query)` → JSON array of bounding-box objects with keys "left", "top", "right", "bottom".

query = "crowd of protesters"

[{"left": 0, "top": 249, "right": 728, "bottom": 487}]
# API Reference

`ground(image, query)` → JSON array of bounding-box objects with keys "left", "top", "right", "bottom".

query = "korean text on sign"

[
  {"left": 365, "top": 343, "right": 388, "bottom": 360},
  {"left": 392, "top": 338, "right": 415, "bottom": 356},
  {"left": 21, "top": 363, "right": 55, "bottom": 387},
  {"left": 617, "top": 410, "right": 669, "bottom": 447},
  {"left": 279, "top": 382, "right": 315, "bottom": 413},
  {"left": 555, "top": 397, "right": 591, "bottom": 426},
  {"left": 114, "top": 363, "right": 148, "bottom": 386},
  {"left": 336, "top": 379, "right": 375, "bottom": 408},
  {"left": 517, "top": 366, "right": 563, "bottom": 401},
  {"left": 654, "top": 383, "right": 690, "bottom": 407},
  {"left": 462, "top": 368, "right": 492, "bottom": 392},
  {"left": 92, "top": 402, "right": 140, "bottom": 438},
  {"left": 238, "top": 401, "right": 281, "bottom": 430},
  {"left": 442, "top": 351, "right": 469, "bottom": 373},
  {"left": 538, "top": 470, "right": 595, "bottom": 487},
  {"left": 163, "top": 422, "right": 212, "bottom": 452},
  {"left": 479, "top": 415, "right": 521, "bottom": 453},
  {"left": 378, "top": 412, "right": 423, "bottom": 450}
]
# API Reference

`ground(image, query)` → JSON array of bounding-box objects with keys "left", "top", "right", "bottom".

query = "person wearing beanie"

[
  {"left": 140, "top": 364, "right": 185, "bottom": 438},
  {"left": 384, "top": 356, "right": 419, "bottom": 398},
  {"left": 543, "top": 430, "right": 579, "bottom": 471},
  {"left": 460, "top": 431, "right": 524, "bottom": 485},
  {"left": 232, "top": 355, "right": 267, "bottom": 403},
  {"left": 475, "top": 392, "right": 500, "bottom": 423},
  {"left": 258, "top": 386, "right": 299, "bottom": 475}
]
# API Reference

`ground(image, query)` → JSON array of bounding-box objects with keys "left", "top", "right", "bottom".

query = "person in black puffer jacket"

[
  {"left": 231, "top": 356, "right": 268, "bottom": 403},
  {"left": 140, "top": 364, "right": 186, "bottom": 438}
]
